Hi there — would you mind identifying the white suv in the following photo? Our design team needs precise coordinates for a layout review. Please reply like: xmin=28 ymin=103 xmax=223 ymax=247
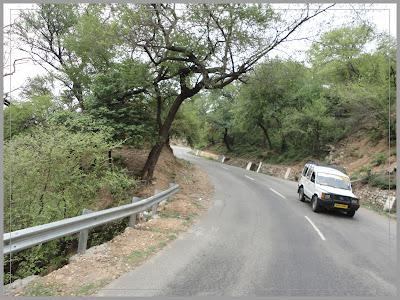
xmin=298 ymin=160 xmax=360 ymax=217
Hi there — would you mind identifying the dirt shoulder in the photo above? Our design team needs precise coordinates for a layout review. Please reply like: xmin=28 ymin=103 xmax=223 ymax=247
xmin=5 ymin=146 xmax=214 ymax=297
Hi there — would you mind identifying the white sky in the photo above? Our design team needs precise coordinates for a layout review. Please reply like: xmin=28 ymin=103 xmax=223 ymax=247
xmin=3 ymin=3 xmax=397 ymax=98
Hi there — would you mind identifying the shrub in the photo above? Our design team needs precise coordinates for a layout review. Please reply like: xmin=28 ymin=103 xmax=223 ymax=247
xmin=368 ymin=172 xmax=396 ymax=190
xmin=3 ymin=125 xmax=137 ymax=284
xmin=371 ymin=153 xmax=387 ymax=166
xmin=368 ymin=128 xmax=383 ymax=143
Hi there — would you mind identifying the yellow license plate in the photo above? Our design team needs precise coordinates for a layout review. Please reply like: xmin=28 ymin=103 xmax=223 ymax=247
xmin=334 ymin=203 xmax=348 ymax=209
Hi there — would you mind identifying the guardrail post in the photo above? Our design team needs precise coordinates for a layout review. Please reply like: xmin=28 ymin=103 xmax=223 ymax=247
xmin=153 ymin=190 xmax=162 ymax=214
xmin=77 ymin=208 xmax=93 ymax=255
xmin=168 ymin=183 xmax=175 ymax=202
xmin=130 ymin=197 xmax=142 ymax=227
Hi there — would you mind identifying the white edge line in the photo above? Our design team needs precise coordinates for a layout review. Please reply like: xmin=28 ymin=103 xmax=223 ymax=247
xmin=221 ymin=166 xmax=229 ymax=170
xmin=269 ymin=188 xmax=286 ymax=199
xmin=305 ymin=216 xmax=326 ymax=241
xmin=244 ymin=175 xmax=254 ymax=181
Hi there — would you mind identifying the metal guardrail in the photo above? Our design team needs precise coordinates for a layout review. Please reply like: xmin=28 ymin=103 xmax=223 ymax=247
xmin=3 ymin=183 xmax=179 ymax=255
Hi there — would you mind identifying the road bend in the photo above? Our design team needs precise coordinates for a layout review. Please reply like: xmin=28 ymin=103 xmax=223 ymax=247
xmin=94 ymin=146 xmax=397 ymax=296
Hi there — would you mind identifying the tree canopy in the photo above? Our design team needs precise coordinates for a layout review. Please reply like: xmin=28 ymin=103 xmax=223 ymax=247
xmin=11 ymin=3 xmax=395 ymax=179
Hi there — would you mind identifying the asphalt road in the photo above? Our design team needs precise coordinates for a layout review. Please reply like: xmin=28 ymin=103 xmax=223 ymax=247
xmin=95 ymin=146 xmax=397 ymax=296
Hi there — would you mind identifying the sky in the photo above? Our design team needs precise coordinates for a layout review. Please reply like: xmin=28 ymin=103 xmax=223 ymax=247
xmin=2 ymin=2 xmax=397 ymax=99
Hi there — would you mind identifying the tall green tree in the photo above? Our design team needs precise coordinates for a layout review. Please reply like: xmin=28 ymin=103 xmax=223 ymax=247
xmin=113 ymin=3 xmax=335 ymax=180
xmin=234 ymin=58 xmax=312 ymax=152
xmin=85 ymin=60 xmax=158 ymax=147
xmin=307 ymin=25 xmax=396 ymax=137
xmin=197 ymin=86 xmax=237 ymax=152
xmin=13 ymin=4 xmax=117 ymax=110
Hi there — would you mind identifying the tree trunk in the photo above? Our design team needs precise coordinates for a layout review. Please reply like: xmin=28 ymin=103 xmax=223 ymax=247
xmin=258 ymin=122 xmax=273 ymax=150
xmin=223 ymin=128 xmax=232 ymax=152
xmin=209 ymin=137 xmax=215 ymax=145
xmin=166 ymin=134 xmax=174 ymax=154
xmin=141 ymin=141 xmax=166 ymax=181
xmin=141 ymin=83 xmax=203 ymax=181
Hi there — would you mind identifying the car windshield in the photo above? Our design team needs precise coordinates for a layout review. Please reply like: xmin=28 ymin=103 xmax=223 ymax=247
xmin=317 ymin=173 xmax=351 ymax=190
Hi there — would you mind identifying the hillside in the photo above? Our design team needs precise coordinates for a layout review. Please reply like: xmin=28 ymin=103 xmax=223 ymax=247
xmin=194 ymin=124 xmax=396 ymax=214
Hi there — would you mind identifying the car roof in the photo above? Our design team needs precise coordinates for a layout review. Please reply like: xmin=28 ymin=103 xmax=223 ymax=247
xmin=307 ymin=164 xmax=348 ymax=178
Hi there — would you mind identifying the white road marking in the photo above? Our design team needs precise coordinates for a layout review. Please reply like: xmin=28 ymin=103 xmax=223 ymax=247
xmin=305 ymin=216 xmax=326 ymax=241
xmin=269 ymin=188 xmax=286 ymax=199
xmin=244 ymin=175 xmax=254 ymax=181
xmin=221 ymin=166 xmax=229 ymax=170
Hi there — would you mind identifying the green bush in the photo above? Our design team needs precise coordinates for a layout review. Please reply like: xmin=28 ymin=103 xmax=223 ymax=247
xmin=368 ymin=172 xmax=396 ymax=190
xmin=368 ymin=128 xmax=383 ymax=143
xmin=371 ymin=153 xmax=387 ymax=166
xmin=3 ymin=125 xmax=137 ymax=284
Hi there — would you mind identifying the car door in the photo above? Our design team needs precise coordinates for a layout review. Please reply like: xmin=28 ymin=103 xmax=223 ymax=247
xmin=309 ymin=171 xmax=316 ymax=197
xmin=303 ymin=167 xmax=313 ymax=198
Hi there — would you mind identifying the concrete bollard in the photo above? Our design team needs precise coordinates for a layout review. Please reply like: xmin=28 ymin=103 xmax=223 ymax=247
xmin=384 ymin=196 xmax=396 ymax=212
xmin=257 ymin=162 xmax=262 ymax=173
xmin=246 ymin=162 xmax=253 ymax=170
xmin=284 ymin=167 xmax=291 ymax=179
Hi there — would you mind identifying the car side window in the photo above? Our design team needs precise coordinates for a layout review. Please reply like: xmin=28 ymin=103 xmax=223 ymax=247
xmin=311 ymin=172 xmax=315 ymax=183
xmin=302 ymin=166 xmax=309 ymax=176
xmin=307 ymin=168 xmax=313 ymax=179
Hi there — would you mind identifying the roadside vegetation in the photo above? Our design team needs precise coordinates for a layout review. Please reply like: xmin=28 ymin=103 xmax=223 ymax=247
xmin=178 ymin=25 xmax=395 ymax=167
xmin=3 ymin=3 xmax=395 ymax=286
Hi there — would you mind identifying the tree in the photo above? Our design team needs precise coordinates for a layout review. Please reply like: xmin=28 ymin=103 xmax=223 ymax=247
xmin=3 ymin=23 xmax=31 ymax=106
xmin=3 ymin=75 xmax=61 ymax=139
xmin=13 ymin=4 xmax=117 ymax=110
xmin=194 ymin=86 xmax=237 ymax=152
xmin=113 ymin=3 xmax=335 ymax=180
xmin=233 ymin=58 xmax=311 ymax=152
xmin=307 ymin=25 xmax=396 ymax=137
xmin=85 ymin=60 xmax=158 ymax=148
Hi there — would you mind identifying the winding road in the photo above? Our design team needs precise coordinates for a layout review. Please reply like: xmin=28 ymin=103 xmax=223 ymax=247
xmin=95 ymin=146 xmax=397 ymax=296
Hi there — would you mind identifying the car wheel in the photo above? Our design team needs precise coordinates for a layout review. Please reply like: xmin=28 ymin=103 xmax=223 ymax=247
xmin=298 ymin=187 xmax=305 ymax=202
xmin=347 ymin=210 xmax=356 ymax=217
xmin=311 ymin=195 xmax=321 ymax=212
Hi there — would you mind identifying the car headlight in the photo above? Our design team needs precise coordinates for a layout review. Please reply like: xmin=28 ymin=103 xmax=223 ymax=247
xmin=322 ymin=193 xmax=331 ymax=199
xmin=351 ymin=198 xmax=359 ymax=204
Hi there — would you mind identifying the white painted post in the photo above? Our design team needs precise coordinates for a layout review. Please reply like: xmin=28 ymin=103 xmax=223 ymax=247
xmin=246 ymin=162 xmax=252 ymax=170
xmin=78 ymin=208 xmax=93 ymax=254
xmin=257 ymin=162 xmax=262 ymax=173
xmin=384 ymin=196 xmax=396 ymax=212
xmin=130 ymin=197 xmax=142 ymax=227
xmin=196 ymin=150 xmax=199 ymax=155
xmin=284 ymin=167 xmax=291 ymax=179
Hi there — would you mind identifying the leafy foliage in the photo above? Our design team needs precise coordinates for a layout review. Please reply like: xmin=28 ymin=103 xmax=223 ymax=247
xmin=4 ymin=125 xmax=135 ymax=232
xmin=3 ymin=125 xmax=136 ymax=284
xmin=84 ymin=61 xmax=158 ymax=147
xmin=3 ymin=94 xmax=60 ymax=139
